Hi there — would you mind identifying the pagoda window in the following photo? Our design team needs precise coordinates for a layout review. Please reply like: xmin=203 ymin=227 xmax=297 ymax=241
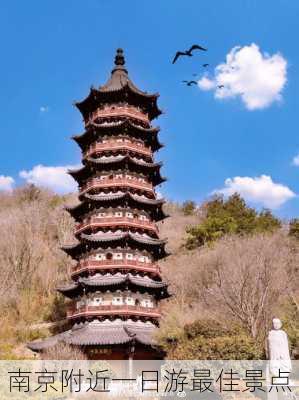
xmin=138 ymin=256 xmax=146 ymax=263
xmin=95 ymin=253 xmax=105 ymax=260
xmin=126 ymin=212 xmax=133 ymax=219
xmin=115 ymin=174 xmax=122 ymax=179
xmin=116 ymin=138 xmax=123 ymax=143
xmin=141 ymin=299 xmax=153 ymax=308
xmin=106 ymin=252 xmax=113 ymax=260
xmin=100 ymin=175 xmax=107 ymax=180
xmin=126 ymin=253 xmax=133 ymax=260
xmin=126 ymin=297 xmax=134 ymax=305
xmin=115 ymin=211 xmax=123 ymax=217
xmin=97 ymin=212 xmax=106 ymax=218
xmin=139 ymin=215 xmax=147 ymax=221
xmin=113 ymin=253 xmax=123 ymax=260
xmin=112 ymin=297 xmax=123 ymax=305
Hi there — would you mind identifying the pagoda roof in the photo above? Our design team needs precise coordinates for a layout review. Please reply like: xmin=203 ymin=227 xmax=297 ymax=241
xmin=65 ymin=192 xmax=167 ymax=222
xmin=68 ymin=157 xmax=166 ymax=186
xmin=75 ymin=49 xmax=162 ymax=121
xmin=28 ymin=320 xmax=157 ymax=351
xmin=84 ymin=192 xmax=165 ymax=206
xmin=61 ymin=232 xmax=168 ymax=260
xmin=57 ymin=272 xmax=169 ymax=298
xmin=72 ymin=120 xmax=163 ymax=152
xmin=82 ymin=232 xmax=166 ymax=246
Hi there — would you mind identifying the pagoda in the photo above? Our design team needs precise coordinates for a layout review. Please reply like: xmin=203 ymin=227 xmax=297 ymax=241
xmin=28 ymin=49 xmax=169 ymax=360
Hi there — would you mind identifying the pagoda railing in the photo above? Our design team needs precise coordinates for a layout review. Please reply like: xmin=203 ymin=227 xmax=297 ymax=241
xmin=75 ymin=216 xmax=158 ymax=235
xmin=90 ymin=106 xmax=149 ymax=124
xmin=72 ymin=259 xmax=161 ymax=277
xmin=79 ymin=177 xmax=154 ymax=195
xmin=67 ymin=304 xmax=161 ymax=319
xmin=84 ymin=141 xmax=152 ymax=158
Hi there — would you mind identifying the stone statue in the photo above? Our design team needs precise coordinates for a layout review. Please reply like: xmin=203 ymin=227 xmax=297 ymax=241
xmin=267 ymin=318 xmax=292 ymax=375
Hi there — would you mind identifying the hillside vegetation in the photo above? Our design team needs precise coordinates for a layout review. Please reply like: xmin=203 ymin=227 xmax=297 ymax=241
xmin=0 ymin=186 xmax=298 ymax=359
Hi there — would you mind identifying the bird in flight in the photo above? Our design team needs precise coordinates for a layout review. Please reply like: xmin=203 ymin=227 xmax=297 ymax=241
xmin=202 ymin=63 xmax=209 ymax=67
xmin=182 ymin=80 xmax=198 ymax=86
xmin=218 ymin=85 xmax=225 ymax=89
xmin=172 ymin=44 xmax=207 ymax=64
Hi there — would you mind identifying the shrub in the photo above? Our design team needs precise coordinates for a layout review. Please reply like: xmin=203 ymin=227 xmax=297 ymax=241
xmin=186 ymin=193 xmax=281 ymax=248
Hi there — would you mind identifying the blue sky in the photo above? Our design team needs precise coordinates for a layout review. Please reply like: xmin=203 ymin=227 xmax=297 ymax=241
xmin=0 ymin=0 xmax=299 ymax=218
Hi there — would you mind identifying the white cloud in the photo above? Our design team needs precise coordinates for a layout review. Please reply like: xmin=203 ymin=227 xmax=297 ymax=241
xmin=213 ymin=175 xmax=295 ymax=209
xmin=19 ymin=164 xmax=79 ymax=194
xmin=292 ymin=154 xmax=299 ymax=166
xmin=40 ymin=106 xmax=49 ymax=113
xmin=198 ymin=43 xmax=287 ymax=110
xmin=197 ymin=76 xmax=215 ymax=90
xmin=0 ymin=175 xmax=14 ymax=192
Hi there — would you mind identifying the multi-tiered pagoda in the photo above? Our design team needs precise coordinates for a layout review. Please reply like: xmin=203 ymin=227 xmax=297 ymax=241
xmin=29 ymin=49 xmax=169 ymax=360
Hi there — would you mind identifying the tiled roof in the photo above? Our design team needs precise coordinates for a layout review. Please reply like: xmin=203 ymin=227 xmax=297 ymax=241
xmin=81 ymin=232 xmax=166 ymax=246
xmin=62 ymin=231 xmax=168 ymax=260
xmin=87 ymin=155 xmax=162 ymax=169
xmin=57 ymin=273 xmax=168 ymax=293
xmin=89 ymin=119 xmax=160 ymax=133
xmin=28 ymin=320 xmax=156 ymax=350
xmin=72 ymin=120 xmax=163 ymax=152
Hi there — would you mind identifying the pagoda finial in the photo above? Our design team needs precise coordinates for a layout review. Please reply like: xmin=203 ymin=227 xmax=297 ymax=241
xmin=115 ymin=48 xmax=125 ymax=66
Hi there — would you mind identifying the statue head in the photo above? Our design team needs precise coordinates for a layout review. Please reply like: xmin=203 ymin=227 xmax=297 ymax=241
xmin=272 ymin=318 xmax=282 ymax=330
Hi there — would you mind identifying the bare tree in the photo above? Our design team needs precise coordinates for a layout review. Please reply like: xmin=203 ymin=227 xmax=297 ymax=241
xmin=187 ymin=232 xmax=298 ymax=339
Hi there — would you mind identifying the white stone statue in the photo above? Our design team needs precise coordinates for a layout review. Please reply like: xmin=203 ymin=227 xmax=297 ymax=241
xmin=267 ymin=318 xmax=292 ymax=376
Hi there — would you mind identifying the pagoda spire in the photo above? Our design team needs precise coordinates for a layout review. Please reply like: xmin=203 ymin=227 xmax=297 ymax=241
xmin=111 ymin=48 xmax=128 ymax=76
xmin=114 ymin=48 xmax=125 ymax=66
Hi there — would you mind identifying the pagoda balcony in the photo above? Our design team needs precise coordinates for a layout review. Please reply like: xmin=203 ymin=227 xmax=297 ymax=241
xmin=79 ymin=178 xmax=154 ymax=196
xmin=75 ymin=216 xmax=158 ymax=235
xmin=71 ymin=259 xmax=161 ymax=277
xmin=89 ymin=106 xmax=149 ymax=125
xmin=84 ymin=141 xmax=152 ymax=158
xmin=67 ymin=304 xmax=161 ymax=320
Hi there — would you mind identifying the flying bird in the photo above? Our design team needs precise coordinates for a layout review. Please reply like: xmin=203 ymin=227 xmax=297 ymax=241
xmin=172 ymin=44 xmax=207 ymax=64
xmin=182 ymin=80 xmax=198 ymax=86
xmin=193 ymin=64 xmax=209 ymax=75
xmin=218 ymin=85 xmax=225 ymax=89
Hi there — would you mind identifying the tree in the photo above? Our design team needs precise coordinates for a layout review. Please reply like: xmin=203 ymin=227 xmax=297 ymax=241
xmin=185 ymin=194 xmax=281 ymax=248
xmin=188 ymin=233 xmax=297 ymax=339
xmin=181 ymin=200 xmax=196 ymax=216
xmin=157 ymin=319 xmax=263 ymax=359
